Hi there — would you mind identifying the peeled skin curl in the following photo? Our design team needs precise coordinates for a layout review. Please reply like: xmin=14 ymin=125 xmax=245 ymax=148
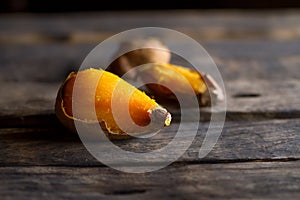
xmin=55 ymin=68 xmax=171 ymax=140
xmin=137 ymin=63 xmax=224 ymax=107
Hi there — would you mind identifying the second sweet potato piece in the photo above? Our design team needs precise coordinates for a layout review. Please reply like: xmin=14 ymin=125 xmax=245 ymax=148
xmin=138 ymin=63 xmax=223 ymax=107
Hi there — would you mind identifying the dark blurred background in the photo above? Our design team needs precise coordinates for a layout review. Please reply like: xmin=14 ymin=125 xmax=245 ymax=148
xmin=1 ymin=0 xmax=300 ymax=12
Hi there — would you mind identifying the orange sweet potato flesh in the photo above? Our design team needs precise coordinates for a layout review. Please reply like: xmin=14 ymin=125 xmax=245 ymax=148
xmin=56 ymin=68 xmax=171 ymax=138
xmin=139 ymin=63 xmax=207 ymax=97
xmin=138 ymin=63 xmax=224 ymax=107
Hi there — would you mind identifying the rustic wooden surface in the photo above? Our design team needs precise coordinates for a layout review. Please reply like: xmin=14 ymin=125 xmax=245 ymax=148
xmin=0 ymin=10 xmax=299 ymax=199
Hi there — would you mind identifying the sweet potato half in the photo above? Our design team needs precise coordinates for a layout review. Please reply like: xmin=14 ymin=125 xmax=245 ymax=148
xmin=55 ymin=68 xmax=171 ymax=140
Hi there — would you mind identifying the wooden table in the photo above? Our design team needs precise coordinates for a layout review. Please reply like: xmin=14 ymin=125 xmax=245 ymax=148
xmin=0 ymin=10 xmax=299 ymax=199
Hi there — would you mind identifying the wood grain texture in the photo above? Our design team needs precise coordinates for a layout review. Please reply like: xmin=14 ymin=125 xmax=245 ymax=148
xmin=0 ymin=11 xmax=300 ymax=82
xmin=0 ymin=79 xmax=299 ymax=122
xmin=1 ymin=41 xmax=299 ymax=82
xmin=0 ymin=119 xmax=299 ymax=166
xmin=1 ymin=161 xmax=299 ymax=200
xmin=0 ymin=11 xmax=300 ymax=199
xmin=1 ymin=10 xmax=300 ymax=42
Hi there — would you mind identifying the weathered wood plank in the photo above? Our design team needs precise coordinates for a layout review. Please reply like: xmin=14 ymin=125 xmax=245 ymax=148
xmin=1 ymin=161 xmax=300 ymax=199
xmin=0 ymin=43 xmax=92 ymax=82
xmin=1 ymin=41 xmax=300 ymax=82
xmin=0 ymin=11 xmax=299 ymax=199
xmin=1 ymin=11 xmax=300 ymax=42
xmin=219 ymin=79 xmax=300 ymax=120
xmin=0 ymin=119 xmax=299 ymax=166
xmin=0 ymin=12 xmax=300 ymax=82
xmin=0 ymin=79 xmax=299 ymax=121
xmin=0 ymin=82 xmax=59 ymax=117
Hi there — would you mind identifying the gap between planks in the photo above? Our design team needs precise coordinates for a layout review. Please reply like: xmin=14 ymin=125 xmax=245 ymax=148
xmin=0 ymin=157 xmax=299 ymax=169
